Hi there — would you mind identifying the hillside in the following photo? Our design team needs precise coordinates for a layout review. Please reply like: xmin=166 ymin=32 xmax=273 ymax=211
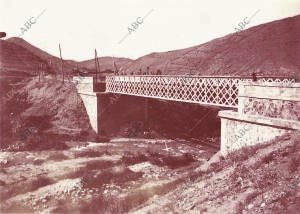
xmin=3 ymin=37 xmax=76 ymax=75
xmin=1 ymin=38 xmax=133 ymax=76
xmin=79 ymin=57 xmax=133 ymax=73
xmin=2 ymin=15 xmax=299 ymax=77
xmin=122 ymin=15 xmax=300 ymax=77
xmin=132 ymin=132 xmax=300 ymax=213
xmin=0 ymin=39 xmax=48 ymax=75
xmin=0 ymin=77 xmax=94 ymax=151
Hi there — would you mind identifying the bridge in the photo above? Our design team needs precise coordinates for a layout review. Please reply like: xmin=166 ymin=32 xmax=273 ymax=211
xmin=105 ymin=75 xmax=294 ymax=108
xmin=74 ymin=75 xmax=300 ymax=156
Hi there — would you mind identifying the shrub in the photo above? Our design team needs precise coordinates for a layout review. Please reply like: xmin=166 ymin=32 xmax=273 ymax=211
xmin=288 ymin=156 xmax=300 ymax=172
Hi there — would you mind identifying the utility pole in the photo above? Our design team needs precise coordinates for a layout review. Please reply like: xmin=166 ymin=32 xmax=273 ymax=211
xmin=97 ymin=53 xmax=100 ymax=80
xmin=39 ymin=63 xmax=41 ymax=82
xmin=113 ymin=57 xmax=119 ymax=75
xmin=49 ymin=58 xmax=55 ymax=79
xmin=59 ymin=44 xmax=64 ymax=83
xmin=94 ymin=49 xmax=99 ymax=83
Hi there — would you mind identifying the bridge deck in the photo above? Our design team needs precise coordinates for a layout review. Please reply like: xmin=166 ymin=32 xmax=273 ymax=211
xmin=105 ymin=75 xmax=294 ymax=108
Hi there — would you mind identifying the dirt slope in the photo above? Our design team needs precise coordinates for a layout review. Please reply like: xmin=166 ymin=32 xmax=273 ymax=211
xmin=131 ymin=132 xmax=300 ymax=214
xmin=0 ymin=76 xmax=93 ymax=150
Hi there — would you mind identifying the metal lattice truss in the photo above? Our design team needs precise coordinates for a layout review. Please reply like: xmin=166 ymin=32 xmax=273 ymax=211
xmin=105 ymin=75 xmax=295 ymax=108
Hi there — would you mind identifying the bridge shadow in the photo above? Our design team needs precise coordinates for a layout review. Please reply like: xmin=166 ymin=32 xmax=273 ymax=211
xmin=97 ymin=94 xmax=229 ymax=148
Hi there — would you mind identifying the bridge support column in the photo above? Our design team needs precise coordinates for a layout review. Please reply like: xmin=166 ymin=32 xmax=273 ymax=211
xmin=96 ymin=92 xmax=116 ymax=135
xmin=219 ymin=82 xmax=300 ymax=156
xmin=73 ymin=76 xmax=149 ymax=136
xmin=73 ymin=76 xmax=115 ymax=134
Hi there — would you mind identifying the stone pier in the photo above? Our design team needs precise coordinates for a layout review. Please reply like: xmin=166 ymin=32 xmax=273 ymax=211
xmin=73 ymin=76 xmax=112 ymax=134
xmin=219 ymin=82 xmax=300 ymax=155
xmin=73 ymin=76 xmax=149 ymax=135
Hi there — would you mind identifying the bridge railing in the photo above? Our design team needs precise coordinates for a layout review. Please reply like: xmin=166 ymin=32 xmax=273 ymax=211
xmin=105 ymin=75 xmax=295 ymax=108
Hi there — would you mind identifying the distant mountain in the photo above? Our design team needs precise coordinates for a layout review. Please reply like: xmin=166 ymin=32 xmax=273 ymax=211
xmin=79 ymin=57 xmax=133 ymax=73
xmin=0 ymin=39 xmax=49 ymax=75
xmin=0 ymin=37 xmax=133 ymax=75
xmin=123 ymin=15 xmax=300 ymax=77
xmin=1 ymin=15 xmax=299 ymax=77
xmin=3 ymin=37 xmax=82 ymax=75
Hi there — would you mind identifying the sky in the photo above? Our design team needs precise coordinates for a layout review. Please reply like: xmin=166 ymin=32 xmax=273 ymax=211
xmin=1 ymin=0 xmax=300 ymax=61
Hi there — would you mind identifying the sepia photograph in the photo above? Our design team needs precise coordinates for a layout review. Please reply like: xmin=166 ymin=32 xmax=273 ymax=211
xmin=0 ymin=0 xmax=299 ymax=213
